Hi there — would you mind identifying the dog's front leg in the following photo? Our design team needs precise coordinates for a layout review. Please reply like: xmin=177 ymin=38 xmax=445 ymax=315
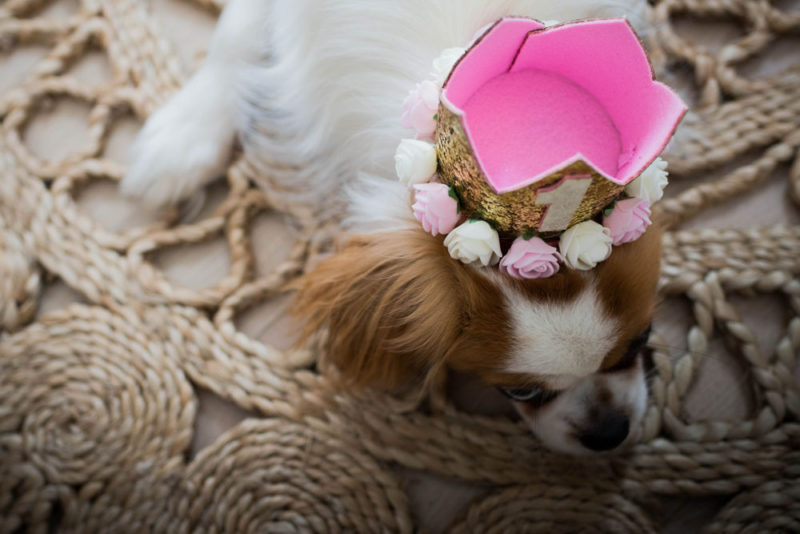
xmin=121 ymin=0 xmax=271 ymax=206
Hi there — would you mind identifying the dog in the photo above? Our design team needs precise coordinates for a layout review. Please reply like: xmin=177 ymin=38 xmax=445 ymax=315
xmin=121 ymin=0 xmax=665 ymax=454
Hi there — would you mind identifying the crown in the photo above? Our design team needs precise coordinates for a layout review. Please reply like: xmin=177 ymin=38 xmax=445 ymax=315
xmin=395 ymin=17 xmax=686 ymax=279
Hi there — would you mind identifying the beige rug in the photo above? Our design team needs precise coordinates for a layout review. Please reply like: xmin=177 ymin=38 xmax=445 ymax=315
xmin=1 ymin=0 xmax=799 ymax=532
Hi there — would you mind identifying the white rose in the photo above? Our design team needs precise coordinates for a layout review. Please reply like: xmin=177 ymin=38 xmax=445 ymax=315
xmin=394 ymin=139 xmax=438 ymax=187
xmin=559 ymin=220 xmax=613 ymax=271
xmin=444 ymin=220 xmax=502 ymax=266
xmin=432 ymin=47 xmax=466 ymax=86
xmin=625 ymin=157 xmax=669 ymax=203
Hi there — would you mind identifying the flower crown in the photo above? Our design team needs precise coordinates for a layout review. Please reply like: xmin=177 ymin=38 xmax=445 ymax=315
xmin=395 ymin=17 xmax=686 ymax=279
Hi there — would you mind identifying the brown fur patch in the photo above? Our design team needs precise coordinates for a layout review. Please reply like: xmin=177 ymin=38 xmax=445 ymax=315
xmin=594 ymin=223 xmax=663 ymax=370
xmin=292 ymin=229 xmax=507 ymax=389
xmin=595 ymin=383 xmax=613 ymax=404
xmin=509 ymin=268 xmax=588 ymax=304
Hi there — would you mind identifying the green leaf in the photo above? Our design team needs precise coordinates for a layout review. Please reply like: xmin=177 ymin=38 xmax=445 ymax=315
xmin=433 ymin=113 xmax=439 ymax=121
xmin=522 ymin=232 xmax=534 ymax=241
xmin=447 ymin=186 xmax=462 ymax=213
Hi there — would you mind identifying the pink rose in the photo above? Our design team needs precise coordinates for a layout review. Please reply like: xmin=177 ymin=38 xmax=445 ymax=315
xmin=500 ymin=236 xmax=561 ymax=279
xmin=412 ymin=183 xmax=460 ymax=236
xmin=401 ymin=80 xmax=439 ymax=139
xmin=603 ymin=198 xmax=652 ymax=245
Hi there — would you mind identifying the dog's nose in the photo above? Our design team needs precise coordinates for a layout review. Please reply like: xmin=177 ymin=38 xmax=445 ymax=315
xmin=578 ymin=413 xmax=629 ymax=451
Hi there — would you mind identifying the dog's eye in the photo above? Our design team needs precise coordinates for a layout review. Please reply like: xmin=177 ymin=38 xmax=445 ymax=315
xmin=502 ymin=387 xmax=540 ymax=401
xmin=500 ymin=386 xmax=559 ymax=407
xmin=607 ymin=324 xmax=652 ymax=372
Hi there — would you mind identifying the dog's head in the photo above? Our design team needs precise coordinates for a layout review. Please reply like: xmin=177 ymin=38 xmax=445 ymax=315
xmin=294 ymin=222 xmax=661 ymax=454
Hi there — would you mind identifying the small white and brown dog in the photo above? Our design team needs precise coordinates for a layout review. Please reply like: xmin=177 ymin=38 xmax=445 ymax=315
xmin=122 ymin=0 xmax=665 ymax=454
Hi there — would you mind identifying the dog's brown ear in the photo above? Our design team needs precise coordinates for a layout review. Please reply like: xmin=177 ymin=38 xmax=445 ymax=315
xmin=292 ymin=230 xmax=465 ymax=389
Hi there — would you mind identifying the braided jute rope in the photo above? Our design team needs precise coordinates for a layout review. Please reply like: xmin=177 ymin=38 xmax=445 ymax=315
xmin=0 ymin=218 xmax=39 ymax=331
xmin=0 ymin=0 xmax=799 ymax=532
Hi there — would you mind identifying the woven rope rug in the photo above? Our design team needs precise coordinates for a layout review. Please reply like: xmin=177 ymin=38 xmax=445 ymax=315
xmin=1 ymin=0 xmax=799 ymax=532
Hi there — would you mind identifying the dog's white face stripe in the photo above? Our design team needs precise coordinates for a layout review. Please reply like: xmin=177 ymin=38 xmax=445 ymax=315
xmin=501 ymin=281 xmax=619 ymax=384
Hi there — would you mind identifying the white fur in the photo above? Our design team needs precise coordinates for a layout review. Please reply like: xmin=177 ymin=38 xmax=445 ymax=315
xmin=520 ymin=359 xmax=648 ymax=454
xmin=122 ymin=0 xmax=652 ymax=219
xmin=121 ymin=0 xmax=271 ymax=205
xmin=343 ymin=175 xmax=416 ymax=234
xmin=502 ymin=281 xmax=620 ymax=384
xmin=607 ymin=359 xmax=649 ymax=432
xmin=120 ymin=66 xmax=236 ymax=205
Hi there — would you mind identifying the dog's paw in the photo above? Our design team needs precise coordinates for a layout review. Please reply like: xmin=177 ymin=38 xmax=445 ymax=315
xmin=120 ymin=68 xmax=235 ymax=207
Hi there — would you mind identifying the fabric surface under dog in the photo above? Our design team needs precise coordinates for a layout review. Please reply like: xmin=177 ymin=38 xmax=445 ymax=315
xmin=0 ymin=0 xmax=799 ymax=532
